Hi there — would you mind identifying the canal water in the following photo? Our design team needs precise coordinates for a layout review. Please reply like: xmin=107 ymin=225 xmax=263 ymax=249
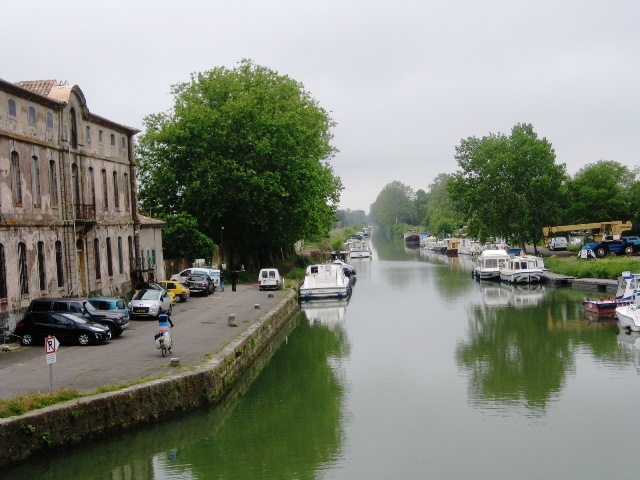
xmin=5 ymin=230 xmax=640 ymax=479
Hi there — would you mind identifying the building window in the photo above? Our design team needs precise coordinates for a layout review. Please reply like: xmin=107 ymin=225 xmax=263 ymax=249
xmin=0 ymin=244 xmax=7 ymax=299
xmin=11 ymin=151 xmax=22 ymax=206
xmin=46 ymin=112 xmax=54 ymax=130
xmin=99 ymin=130 xmax=103 ymax=143
xmin=123 ymin=173 xmax=130 ymax=211
xmin=94 ymin=238 xmax=101 ymax=280
xmin=49 ymin=160 xmax=59 ymax=207
xmin=88 ymin=167 xmax=96 ymax=207
xmin=113 ymin=171 xmax=120 ymax=209
xmin=70 ymin=108 xmax=78 ymax=149
xmin=37 ymin=241 xmax=46 ymax=290
xmin=106 ymin=238 xmax=114 ymax=277
xmin=121 ymin=136 xmax=126 ymax=150
xmin=31 ymin=155 xmax=41 ymax=207
xmin=117 ymin=237 xmax=124 ymax=274
xmin=55 ymin=241 xmax=64 ymax=287
xmin=128 ymin=236 xmax=134 ymax=272
xmin=85 ymin=125 xmax=91 ymax=142
xmin=18 ymin=242 xmax=28 ymax=295
xmin=110 ymin=133 xmax=116 ymax=146
xmin=8 ymin=99 xmax=16 ymax=117
xmin=28 ymin=106 xmax=36 ymax=126
xmin=101 ymin=169 xmax=108 ymax=211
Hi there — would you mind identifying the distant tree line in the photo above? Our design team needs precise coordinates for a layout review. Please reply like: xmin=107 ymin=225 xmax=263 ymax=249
xmin=370 ymin=123 xmax=640 ymax=252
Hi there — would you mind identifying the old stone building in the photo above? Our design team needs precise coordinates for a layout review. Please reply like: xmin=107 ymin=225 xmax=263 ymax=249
xmin=0 ymin=79 xmax=141 ymax=333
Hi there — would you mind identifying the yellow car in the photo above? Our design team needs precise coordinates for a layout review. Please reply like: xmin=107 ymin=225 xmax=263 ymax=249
xmin=158 ymin=280 xmax=190 ymax=303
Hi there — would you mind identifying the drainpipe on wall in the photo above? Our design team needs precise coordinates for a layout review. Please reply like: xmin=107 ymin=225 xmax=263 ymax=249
xmin=128 ymin=133 xmax=142 ymax=283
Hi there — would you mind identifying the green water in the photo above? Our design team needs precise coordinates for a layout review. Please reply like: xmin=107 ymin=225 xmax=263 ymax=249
xmin=5 ymin=233 xmax=640 ymax=479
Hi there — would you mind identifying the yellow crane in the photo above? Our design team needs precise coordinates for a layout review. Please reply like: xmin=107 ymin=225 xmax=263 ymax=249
xmin=541 ymin=221 xmax=633 ymax=247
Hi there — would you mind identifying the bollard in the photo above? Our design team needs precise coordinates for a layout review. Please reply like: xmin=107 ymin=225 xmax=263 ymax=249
xmin=268 ymin=293 xmax=274 ymax=298
xmin=170 ymin=358 xmax=180 ymax=367
xmin=254 ymin=304 xmax=260 ymax=309
xmin=228 ymin=314 xmax=237 ymax=326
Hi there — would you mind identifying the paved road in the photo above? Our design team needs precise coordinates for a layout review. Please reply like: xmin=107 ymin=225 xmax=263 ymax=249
xmin=0 ymin=284 xmax=293 ymax=400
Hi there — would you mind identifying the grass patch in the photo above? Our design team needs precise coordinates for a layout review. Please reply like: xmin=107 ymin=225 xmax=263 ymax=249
xmin=0 ymin=389 xmax=82 ymax=418
xmin=545 ymin=255 xmax=640 ymax=279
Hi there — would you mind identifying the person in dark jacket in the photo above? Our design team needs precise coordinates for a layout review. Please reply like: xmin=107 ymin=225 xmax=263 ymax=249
xmin=230 ymin=270 xmax=239 ymax=291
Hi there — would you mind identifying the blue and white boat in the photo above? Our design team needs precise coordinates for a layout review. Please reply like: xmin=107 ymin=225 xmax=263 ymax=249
xmin=299 ymin=263 xmax=352 ymax=300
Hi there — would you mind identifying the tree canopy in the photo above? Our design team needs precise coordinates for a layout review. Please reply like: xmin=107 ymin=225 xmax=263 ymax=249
xmin=136 ymin=60 xmax=342 ymax=268
xmin=369 ymin=181 xmax=418 ymax=227
xmin=448 ymin=123 xmax=567 ymax=251
xmin=420 ymin=173 xmax=464 ymax=236
xmin=159 ymin=212 xmax=215 ymax=260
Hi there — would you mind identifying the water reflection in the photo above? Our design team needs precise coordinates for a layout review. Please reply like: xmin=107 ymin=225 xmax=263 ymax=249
xmin=301 ymin=298 xmax=350 ymax=330
xmin=478 ymin=282 xmax=546 ymax=308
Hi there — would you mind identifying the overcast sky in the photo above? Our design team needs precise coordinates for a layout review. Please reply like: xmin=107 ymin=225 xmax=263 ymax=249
xmin=2 ymin=0 xmax=638 ymax=213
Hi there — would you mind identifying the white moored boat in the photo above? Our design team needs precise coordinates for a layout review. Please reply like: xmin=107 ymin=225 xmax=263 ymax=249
xmin=473 ymin=249 xmax=510 ymax=280
xmin=616 ymin=299 xmax=640 ymax=332
xmin=499 ymin=255 xmax=544 ymax=284
xmin=349 ymin=240 xmax=372 ymax=259
xmin=299 ymin=263 xmax=352 ymax=300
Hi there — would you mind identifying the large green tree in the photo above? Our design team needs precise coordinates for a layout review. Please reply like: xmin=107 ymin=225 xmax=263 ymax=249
xmin=370 ymin=181 xmax=418 ymax=227
xmin=159 ymin=212 xmax=215 ymax=260
xmin=566 ymin=160 xmax=635 ymax=223
xmin=448 ymin=123 xmax=567 ymax=252
xmin=136 ymin=60 xmax=342 ymax=269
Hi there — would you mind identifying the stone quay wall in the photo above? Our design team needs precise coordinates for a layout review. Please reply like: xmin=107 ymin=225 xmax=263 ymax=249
xmin=0 ymin=289 xmax=300 ymax=468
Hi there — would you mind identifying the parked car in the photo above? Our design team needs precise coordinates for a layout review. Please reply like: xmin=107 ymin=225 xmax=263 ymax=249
xmin=133 ymin=282 xmax=176 ymax=305
xmin=171 ymin=268 xmax=216 ymax=290
xmin=129 ymin=289 xmax=172 ymax=319
xmin=186 ymin=274 xmax=213 ymax=296
xmin=157 ymin=280 xmax=190 ymax=302
xmin=27 ymin=297 xmax=129 ymax=337
xmin=549 ymin=237 xmax=568 ymax=251
xmin=88 ymin=297 xmax=131 ymax=321
xmin=14 ymin=312 xmax=111 ymax=346
xmin=258 ymin=268 xmax=282 ymax=291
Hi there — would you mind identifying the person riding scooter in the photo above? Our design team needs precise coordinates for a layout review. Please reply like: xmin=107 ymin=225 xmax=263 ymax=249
xmin=155 ymin=313 xmax=173 ymax=353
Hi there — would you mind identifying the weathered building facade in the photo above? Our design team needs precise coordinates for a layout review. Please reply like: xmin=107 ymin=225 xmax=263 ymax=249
xmin=0 ymin=79 xmax=141 ymax=333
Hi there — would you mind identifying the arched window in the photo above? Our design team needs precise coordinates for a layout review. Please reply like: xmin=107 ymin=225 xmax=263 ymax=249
xmin=85 ymin=125 xmax=91 ymax=142
xmin=18 ymin=242 xmax=28 ymax=295
xmin=106 ymin=237 xmax=114 ymax=277
xmin=7 ymin=99 xmax=16 ymax=117
xmin=49 ymin=160 xmax=59 ymax=207
xmin=0 ymin=244 xmax=7 ymax=299
xmin=117 ymin=237 xmax=124 ymax=274
xmin=55 ymin=241 xmax=64 ymax=287
xmin=31 ymin=155 xmax=41 ymax=207
xmin=46 ymin=112 xmax=54 ymax=130
xmin=37 ymin=241 xmax=46 ymax=290
xmin=88 ymin=167 xmax=96 ymax=207
xmin=110 ymin=133 xmax=115 ymax=146
xmin=113 ymin=171 xmax=120 ymax=209
xmin=123 ymin=173 xmax=130 ymax=211
xmin=101 ymin=169 xmax=108 ymax=211
xmin=28 ymin=106 xmax=36 ymax=126
xmin=69 ymin=108 xmax=78 ymax=148
xmin=71 ymin=163 xmax=80 ymax=209
xmin=94 ymin=238 xmax=101 ymax=280
xmin=11 ymin=151 xmax=22 ymax=206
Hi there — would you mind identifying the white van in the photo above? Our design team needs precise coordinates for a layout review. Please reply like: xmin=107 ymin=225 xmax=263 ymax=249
xmin=549 ymin=237 xmax=568 ymax=251
xmin=258 ymin=268 xmax=281 ymax=290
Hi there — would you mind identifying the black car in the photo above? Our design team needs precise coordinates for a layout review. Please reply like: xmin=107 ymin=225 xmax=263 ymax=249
xmin=14 ymin=312 xmax=111 ymax=346
xmin=27 ymin=297 xmax=129 ymax=337
xmin=186 ymin=274 xmax=212 ymax=296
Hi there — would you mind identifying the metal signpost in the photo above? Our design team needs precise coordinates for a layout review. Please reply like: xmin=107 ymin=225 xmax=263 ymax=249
xmin=45 ymin=336 xmax=60 ymax=393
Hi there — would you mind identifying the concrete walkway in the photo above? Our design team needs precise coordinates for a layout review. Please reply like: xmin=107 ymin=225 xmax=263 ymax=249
xmin=0 ymin=284 xmax=296 ymax=400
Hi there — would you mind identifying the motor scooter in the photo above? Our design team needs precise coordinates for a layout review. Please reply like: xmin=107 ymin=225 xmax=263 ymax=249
xmin=155 ymin=328 xmax=172 ymax=357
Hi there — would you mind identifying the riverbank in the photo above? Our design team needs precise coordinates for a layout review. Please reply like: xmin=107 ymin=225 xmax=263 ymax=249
xmin=0 ymin=285 xmax=300 ymax=468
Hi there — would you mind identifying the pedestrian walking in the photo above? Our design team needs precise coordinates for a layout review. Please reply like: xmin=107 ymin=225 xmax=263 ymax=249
xmin=230 ymin=270 xmax=239 ymax=292
xmin=220 ymin=271 xmax=225 ymax=292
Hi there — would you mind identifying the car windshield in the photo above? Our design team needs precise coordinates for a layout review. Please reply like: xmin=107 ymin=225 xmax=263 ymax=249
xmin=134 ymin=289 xmax=161 ymax=300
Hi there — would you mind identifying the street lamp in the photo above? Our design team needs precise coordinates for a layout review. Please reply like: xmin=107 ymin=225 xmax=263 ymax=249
xmin=221 ymin=226 xmax=224 ymax=269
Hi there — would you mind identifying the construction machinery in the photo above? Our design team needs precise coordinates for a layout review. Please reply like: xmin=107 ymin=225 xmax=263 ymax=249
xmin=542 ymin=221 xmax=635 ymax=258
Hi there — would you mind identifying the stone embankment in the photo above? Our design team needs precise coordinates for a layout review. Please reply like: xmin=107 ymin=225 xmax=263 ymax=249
xmin=0 ymin=288 xmax=299 ymax=468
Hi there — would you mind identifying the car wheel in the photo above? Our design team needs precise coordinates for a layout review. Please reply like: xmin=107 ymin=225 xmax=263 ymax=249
xmin=595 ymin=246 xmax=607 ymax=258
xmin=625 ymin=246 xmax=634 ymax=255
xmin=78 ymin=333 xmax=91 ymax=346
xmin=20 ymin=333 xmax=33 ymax=346
xmin=108 ymin=324 xmax=117 ymax=338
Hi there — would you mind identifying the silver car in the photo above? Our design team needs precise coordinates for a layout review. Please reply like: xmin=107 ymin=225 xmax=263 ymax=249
xmin=129 ymin=289 xmax=172 ymax=319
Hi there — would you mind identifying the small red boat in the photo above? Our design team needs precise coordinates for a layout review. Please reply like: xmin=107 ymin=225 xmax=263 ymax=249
xmin=583 ymin=297 xmax=631 ymax=318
